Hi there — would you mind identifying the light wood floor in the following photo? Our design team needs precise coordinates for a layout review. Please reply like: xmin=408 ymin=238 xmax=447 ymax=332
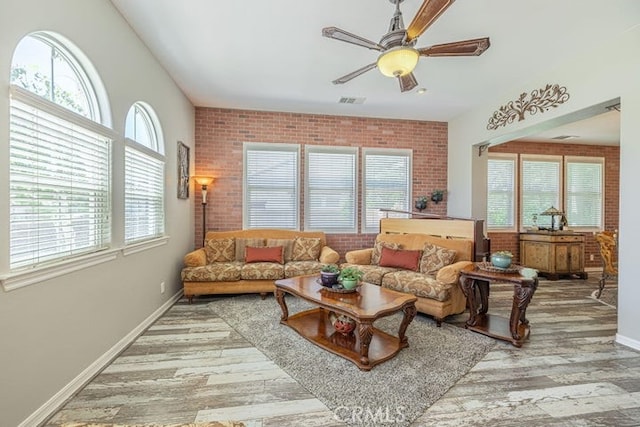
xmin=45 ymin=278 xmax=640 ymax=427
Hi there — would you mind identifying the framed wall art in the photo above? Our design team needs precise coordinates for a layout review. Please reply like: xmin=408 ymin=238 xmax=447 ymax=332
xmin=177 ymin=141 xmax=190 ymax=199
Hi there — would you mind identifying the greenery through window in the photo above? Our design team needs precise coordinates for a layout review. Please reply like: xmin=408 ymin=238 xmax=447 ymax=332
xmin=9 ymin=33 xmax=112 ymax=269
xmin=124 ymin=103 xmax=165 ymax=244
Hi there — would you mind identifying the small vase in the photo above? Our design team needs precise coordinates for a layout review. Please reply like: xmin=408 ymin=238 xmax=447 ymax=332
xmin=341 ymin=279 xmax=358 ymax=290
xmin=415 ymin=199 xmax=427 ymax=211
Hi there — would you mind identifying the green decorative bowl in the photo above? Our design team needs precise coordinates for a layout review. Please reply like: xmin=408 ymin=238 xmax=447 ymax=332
xmin=491 ymin=254 xmax=513 ymax=269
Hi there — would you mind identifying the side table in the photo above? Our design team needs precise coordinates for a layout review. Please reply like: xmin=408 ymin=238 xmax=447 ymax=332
xmin=459 ymin=263 xmax=538 ymax=347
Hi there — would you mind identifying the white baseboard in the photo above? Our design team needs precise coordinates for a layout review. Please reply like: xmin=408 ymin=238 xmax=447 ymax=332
xmin=616 ymin=333 xmax=640 ymax=351
xmin=20 ymin=290 xmax=183 ymax=427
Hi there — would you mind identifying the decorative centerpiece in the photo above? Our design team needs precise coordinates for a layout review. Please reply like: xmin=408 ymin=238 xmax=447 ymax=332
xmin=329 ymin=311 xmax=356 ymax=335
xmin=490 ymin=251 xmax=513 ymax=268
xmin=320 ymin=264 xmax=340 ymax=286
xmin=338 ymin=266 xmax=363 ymax=290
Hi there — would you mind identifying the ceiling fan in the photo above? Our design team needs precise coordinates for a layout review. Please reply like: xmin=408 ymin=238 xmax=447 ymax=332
xmin=322 ymin=0 xmax=490 ymax=92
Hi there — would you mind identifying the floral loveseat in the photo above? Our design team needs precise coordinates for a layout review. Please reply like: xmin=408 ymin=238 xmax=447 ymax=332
xmin=342 ymin=233 xmax=474 ymax=326
xmin=181 ymin=229 xmax=339 ymax=303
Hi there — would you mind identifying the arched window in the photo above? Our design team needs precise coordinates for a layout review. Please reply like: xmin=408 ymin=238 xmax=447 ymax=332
xmin=9 ymin=33 xmax=113 ymax=270
xmin=124 ymin=102 xmax=165 ymax=244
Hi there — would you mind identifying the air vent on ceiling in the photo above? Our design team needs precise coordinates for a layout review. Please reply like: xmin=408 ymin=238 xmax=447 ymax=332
xmin=338 ymin=97 xmax=366 ymax=104
xmin=552 ymin=135 xmax=579 ymax=140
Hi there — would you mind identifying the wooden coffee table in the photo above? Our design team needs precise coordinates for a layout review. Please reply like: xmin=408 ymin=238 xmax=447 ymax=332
xmin=274 ymin=275 xmax=417 ymax=371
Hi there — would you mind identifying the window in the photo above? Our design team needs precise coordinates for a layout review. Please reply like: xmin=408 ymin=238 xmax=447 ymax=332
xmin=9 ymin=33 xmax=112 ymax=269
xmin=124 ymin=103 xmax=165 ymax=244
xmin=243 ymin=143 xmax=299 ymax=229
xmin=305 ymin=146 xmax=357 ymax=233
xmin=362 ymin=148 xmax=412 ymax=233
xmin=520 ymin=155 xmax=561 ymax=229
xmin=487 ymin=154 xmax=517 ymax=230
xmin=565 ymin=157 xmax=603 ymax=229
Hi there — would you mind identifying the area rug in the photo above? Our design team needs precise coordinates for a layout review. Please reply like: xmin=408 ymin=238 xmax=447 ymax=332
xmin=57 ymin=423 xmax=243 ymax=427
xmin=590 ymin=285 xmax=617 ymax=308
xmin=208 ymin=295 xmax=495 ymax=427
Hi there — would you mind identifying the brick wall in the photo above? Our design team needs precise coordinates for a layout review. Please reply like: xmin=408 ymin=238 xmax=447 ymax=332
xmin=194 ymin=108 xmax=449 ymax=258
xmin=488 ymin=140 xmax=620 ymax=268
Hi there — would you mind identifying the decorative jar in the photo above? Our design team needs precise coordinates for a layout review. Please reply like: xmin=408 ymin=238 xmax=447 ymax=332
xmin=490 ymin=252 xmax=513 ymax=268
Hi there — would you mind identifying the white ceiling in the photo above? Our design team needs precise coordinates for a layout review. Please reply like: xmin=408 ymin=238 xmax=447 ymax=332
xmin=110 ymin=0 xmax=637 ymax=142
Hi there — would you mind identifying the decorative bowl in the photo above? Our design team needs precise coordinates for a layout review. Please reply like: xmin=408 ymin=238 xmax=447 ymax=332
xmin=491 ymin=253 xmax=513 ymax=269
xmin=329 ymin=311 xmax=356 ymax=335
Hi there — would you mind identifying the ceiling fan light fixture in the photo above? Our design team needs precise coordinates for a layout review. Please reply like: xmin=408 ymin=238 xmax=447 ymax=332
xmin=377 ymin=47 xmax=419 ymax=77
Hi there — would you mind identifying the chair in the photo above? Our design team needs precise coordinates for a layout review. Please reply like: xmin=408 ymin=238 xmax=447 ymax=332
xmin=594 ymin=231 xmax=618 ymax=298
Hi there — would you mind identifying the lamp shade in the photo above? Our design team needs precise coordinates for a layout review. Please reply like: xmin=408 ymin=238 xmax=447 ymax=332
xmin=377 ymin=47 xmax=420 ymax=77
xmin=193 ymin=176 xmax=214 ymax=187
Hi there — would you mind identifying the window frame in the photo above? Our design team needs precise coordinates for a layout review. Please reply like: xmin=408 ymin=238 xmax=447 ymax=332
xmin=487 ymin=153 xmax=518 ymax=232
xmin=564 ymin=156 xmax=604 ymax=232
xmin=519 ymin=154 xmax=563 ymax=231
xmin=304 ymin=145 xmax=358 ymax=233
xmin=243 ymin=142 xmax=300 ymax=230
xmin=361 ymin=148 xmax=413 ymax=234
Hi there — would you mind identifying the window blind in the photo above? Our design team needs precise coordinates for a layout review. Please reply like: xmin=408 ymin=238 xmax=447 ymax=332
xmin=124 ymin=144 xmax=165 ymax=244
xmin=9 ymin=97 xmax=111 ymax=269
xmin=244 ymin=143 xmax=299 ymax=229
xmin=363 ymin=149 xmax=412 ymax=233
xmin=565 ymin=160 xmax=603 ymax=228
xmin=487 ymin=157 xmax=516 ymax=229
xmin=305 ymin=147 xmax=357 ymax=232
xmin=521 ymin=158 xmax=561 ymax=228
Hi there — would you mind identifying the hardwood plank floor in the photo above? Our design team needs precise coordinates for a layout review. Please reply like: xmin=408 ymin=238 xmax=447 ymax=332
xmin=44 ymin=278 xmax=640 ymax=427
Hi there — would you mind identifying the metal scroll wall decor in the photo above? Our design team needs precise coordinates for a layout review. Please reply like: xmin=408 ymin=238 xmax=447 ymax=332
xmin=486 ymin=84 xmax=570 ymax=130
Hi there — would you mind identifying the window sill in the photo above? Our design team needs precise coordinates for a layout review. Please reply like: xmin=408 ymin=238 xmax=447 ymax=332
xmin=122 ymin=236 xmax=170 ymax=257
xmin=1 ymin=249 xmax=119 ymax=292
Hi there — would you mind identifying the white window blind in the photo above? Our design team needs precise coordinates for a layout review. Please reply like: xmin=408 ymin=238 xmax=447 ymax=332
xmin=305 ymin=146 xmax=357 ymax=232
xmin=243 ymin=143 xmax=299 ymax=229
xmin=362 ymin=149 xmax=412 ymax=233
xmin=521 ymin=156 xmax=561 ymax=229
xmin=124 ymin=145 xmax=165 ymax=244
xmin=9 ymin=94 xmax=111 ymax=269
xmin=487 ymin=155 xmax=516 ymax=229
xmin=565 ymin=157 xmax=603 ymax=228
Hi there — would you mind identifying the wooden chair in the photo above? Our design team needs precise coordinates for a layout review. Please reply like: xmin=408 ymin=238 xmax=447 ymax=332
xmin=594 ymin=231 xmax=618 ymax=298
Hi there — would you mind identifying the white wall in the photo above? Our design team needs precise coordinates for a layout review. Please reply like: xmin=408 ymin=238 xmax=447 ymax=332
xmin=448 ymin=23 xmax=640 ymax=348
xmin=0 ymin=1 xmax=195 ymax=426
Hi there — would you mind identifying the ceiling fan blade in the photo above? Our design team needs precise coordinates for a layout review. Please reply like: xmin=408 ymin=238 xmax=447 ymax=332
xmin=322 ymin=27 xmax=384 ymax=51
xmin=418 ymin=37 xmax=491 ymax=57
xmin=406 ymin=0 xmax=455 ymax=43
xmin=332 ymin=62 xmax=378 ymax=85
xmin=398 ymin=72 xmax=418 ymax=92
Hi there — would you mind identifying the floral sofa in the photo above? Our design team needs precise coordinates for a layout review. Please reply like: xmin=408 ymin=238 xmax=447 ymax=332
xmin=181 ymin=229 xmax=339 ymax=303
xmin=342 ymin=233 xmax=474 ymax=326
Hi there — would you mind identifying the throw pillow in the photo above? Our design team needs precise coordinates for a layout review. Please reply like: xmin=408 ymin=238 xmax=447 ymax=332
xmin=371 ymin=241 xmax=401 ymax=265
xmin=378 ymin=247 xmax=422 ymax=271
xmin=291 ymin=237 xmax=322 ymax=261
xmin=245 ymin=246 xmax=284 ymax=264
xmin=420 ymin=242 xmax=457 ymax=275
xmin=235 ymin=238 xmax=265 ymax=261
xmin=204 ymin=238 xmax=235 ymax=263
xmin=266 ymin=238 xmax=294 ymax=262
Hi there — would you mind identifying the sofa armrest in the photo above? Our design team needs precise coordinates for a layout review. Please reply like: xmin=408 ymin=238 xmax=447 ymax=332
xmin=319 ymin=246 xmax=340 ymax=264
xmin=184 ymin=248 xmax=207 ymax=267
xmin=345 ymin=248 xmax=373 ymax=265
xmin=436 ymin=261 xmax=474 ymax=285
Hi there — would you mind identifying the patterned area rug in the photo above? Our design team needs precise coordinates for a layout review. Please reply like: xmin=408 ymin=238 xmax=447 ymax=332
xmin=590 ymin=285 xmax=618 ymax=308
xmin=209 ymin=295 xmax=495 ymax=427
xmin=58 ymin=423 xmax=243 ymax=427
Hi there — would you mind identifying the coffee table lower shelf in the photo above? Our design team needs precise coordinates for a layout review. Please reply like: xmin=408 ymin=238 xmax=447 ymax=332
xmin=282 ymin=307 xmax=404 ymax=371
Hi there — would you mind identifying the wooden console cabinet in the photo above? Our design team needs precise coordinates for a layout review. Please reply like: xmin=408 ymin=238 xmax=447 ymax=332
xmin=519 ymin=231 xmax=587 ymax=280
